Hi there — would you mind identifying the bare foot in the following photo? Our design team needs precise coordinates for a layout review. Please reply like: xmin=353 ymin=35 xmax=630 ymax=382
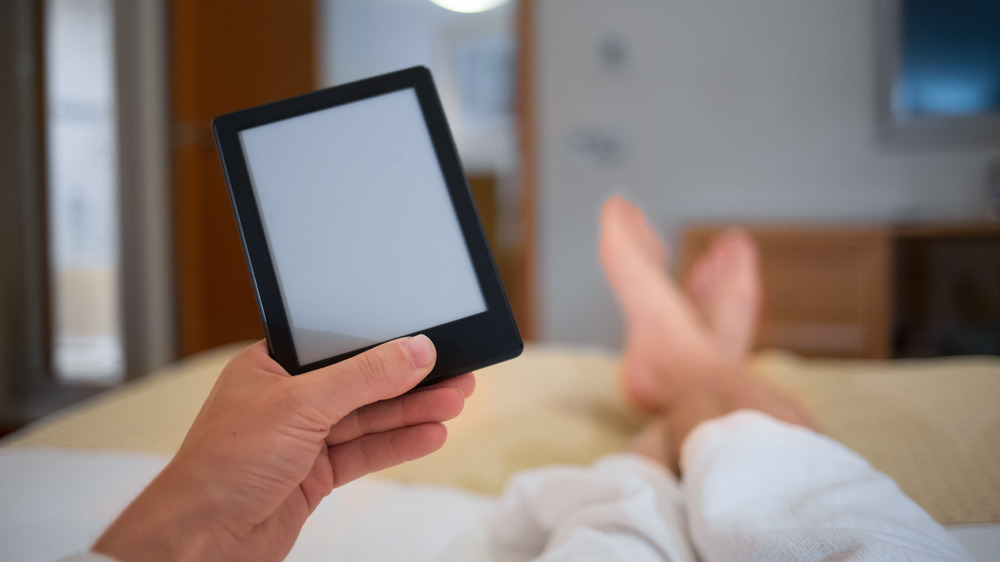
xmin=599 ymin=197 xmax=722 ymax=413
xmin=684 ymin=229 xmax=761 ymax=363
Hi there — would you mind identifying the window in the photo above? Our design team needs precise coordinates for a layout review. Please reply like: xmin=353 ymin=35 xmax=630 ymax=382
xmin=45 ymin=0 xmax=123 ymax=384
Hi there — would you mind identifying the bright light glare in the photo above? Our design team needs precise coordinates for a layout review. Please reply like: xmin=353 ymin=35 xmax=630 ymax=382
xmin=428 ymin=0 xmax=509 ymax=14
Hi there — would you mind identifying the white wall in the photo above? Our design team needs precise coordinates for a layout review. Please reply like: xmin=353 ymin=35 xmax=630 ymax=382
xmin=535 ymin=0 xmax=1000 ymax=348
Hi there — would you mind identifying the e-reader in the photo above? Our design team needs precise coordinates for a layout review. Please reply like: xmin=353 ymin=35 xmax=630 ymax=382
xmin=212 ymin=66 xmax=522 ymax=384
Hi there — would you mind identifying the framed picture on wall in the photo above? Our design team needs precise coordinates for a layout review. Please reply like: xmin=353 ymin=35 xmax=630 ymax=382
xmin=456 ymin=35 xmax=514 ymax=128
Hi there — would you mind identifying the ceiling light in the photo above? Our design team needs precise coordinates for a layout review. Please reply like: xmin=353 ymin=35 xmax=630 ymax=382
xmin=428 ymin=0 xmax=510 ymax=14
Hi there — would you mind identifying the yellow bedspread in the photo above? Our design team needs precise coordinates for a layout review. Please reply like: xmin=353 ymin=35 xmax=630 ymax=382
xmin=6 ymin=343 xmax=999 ymax=525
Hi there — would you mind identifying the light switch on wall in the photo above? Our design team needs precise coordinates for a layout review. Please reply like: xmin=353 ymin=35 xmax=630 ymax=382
xmin=568 ymin=128 xmax=631 ymax=166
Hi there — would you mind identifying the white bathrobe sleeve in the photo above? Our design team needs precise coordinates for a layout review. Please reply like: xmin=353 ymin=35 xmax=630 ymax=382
xmin=681 ymin=410 xmax=972 ymax=561
xmin=491 ymin=453 xmax=698 ymax=562
xmin=491 ymin=410 xmax=971 ymax=562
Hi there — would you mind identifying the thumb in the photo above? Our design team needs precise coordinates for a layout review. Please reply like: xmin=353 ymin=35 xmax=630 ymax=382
xmin=292 ymin=335 xmax=437 ymax=423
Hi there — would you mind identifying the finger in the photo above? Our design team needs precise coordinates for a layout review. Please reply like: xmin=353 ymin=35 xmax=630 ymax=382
xmin=325 ymin=385 xmax=466 ymax=445
xmin=292 ymin=335 xmax=436 ymax=424
xmin=418 ymin=372 xmax=476 ymax=398
xmin=328 ymin=423 xmax=448 ymax=488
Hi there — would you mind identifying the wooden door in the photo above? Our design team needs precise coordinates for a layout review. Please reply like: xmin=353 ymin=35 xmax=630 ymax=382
xmin=171 ymin=0 xmax=317 ymax=356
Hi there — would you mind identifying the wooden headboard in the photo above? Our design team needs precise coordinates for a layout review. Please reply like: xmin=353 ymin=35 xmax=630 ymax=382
xmin=680 ymin=225 xmax=891 ymax=359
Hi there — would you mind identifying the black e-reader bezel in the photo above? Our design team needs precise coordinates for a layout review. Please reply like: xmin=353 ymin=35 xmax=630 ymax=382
xmin=212 ymin=66 xmax=522 ymax=385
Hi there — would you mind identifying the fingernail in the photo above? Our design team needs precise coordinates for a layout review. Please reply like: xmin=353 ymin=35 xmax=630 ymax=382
xmin=402 ymin=335 xmax=434 ymax=369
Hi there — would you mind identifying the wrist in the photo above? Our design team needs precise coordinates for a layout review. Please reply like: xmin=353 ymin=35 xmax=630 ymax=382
xmin=93 ymin=462 xmax=233 ymax=561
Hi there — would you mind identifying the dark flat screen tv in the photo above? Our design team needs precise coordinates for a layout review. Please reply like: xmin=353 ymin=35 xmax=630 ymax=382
xmin=879 ymin=0 xmax=1000 ymax=144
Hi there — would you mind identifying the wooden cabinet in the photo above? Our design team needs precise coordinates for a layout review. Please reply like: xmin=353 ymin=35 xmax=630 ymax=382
xmin=681 ymin=223 xmax=1000 ymax=359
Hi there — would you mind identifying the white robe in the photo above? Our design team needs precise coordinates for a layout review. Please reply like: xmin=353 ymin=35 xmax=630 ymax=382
xmin=491 ymin=410 xmax=970 ymax=561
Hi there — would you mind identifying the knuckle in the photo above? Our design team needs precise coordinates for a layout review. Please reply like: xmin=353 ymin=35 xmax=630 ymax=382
xmin=397 ymin=396 xmax=415 ymax=426
xmin=355 ymin=345 xmax=405 ymax=387
xmin=355 ymin=409 xmax=373 ymax=435
xmin=355 ymin=351 xmax=388 ymax=383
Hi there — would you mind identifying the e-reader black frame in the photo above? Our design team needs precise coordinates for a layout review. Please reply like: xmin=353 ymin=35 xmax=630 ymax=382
xmin=212 ymin=66 xmax=522 ymax=384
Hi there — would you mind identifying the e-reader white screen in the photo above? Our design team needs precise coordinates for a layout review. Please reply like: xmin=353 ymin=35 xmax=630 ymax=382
xmin=238 ymin=88 xmax=487 ymax=366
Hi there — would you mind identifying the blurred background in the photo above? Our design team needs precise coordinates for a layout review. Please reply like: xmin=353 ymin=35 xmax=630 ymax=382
xmin=1 ymin=0 xmax=999 ymax=433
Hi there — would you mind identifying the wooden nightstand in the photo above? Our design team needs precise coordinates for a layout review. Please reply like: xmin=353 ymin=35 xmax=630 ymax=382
xmin=681 ymin=223 xmax=1000 ymax=359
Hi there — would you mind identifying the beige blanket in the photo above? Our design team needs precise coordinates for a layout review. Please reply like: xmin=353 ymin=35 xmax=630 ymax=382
xmin=6 ymin=343 xmax=999 ymax=525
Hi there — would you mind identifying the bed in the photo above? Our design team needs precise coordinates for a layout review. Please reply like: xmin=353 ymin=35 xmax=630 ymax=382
xmin=1 ymin=343 xmax=998 ymax=560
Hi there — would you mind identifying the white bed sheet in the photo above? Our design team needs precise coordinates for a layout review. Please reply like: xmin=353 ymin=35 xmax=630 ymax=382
xmin=0 ymin=447 xmax=494 ymax=562
xmin=0 ymin=447 xmax=997 ymax=561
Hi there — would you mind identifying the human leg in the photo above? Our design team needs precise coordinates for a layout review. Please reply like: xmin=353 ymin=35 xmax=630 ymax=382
xmin=599 ymin=197 xmax=726 ymax=413
xmin=684 ymin=229 xmax=760 ymax=364
xmin=599 ymin=197 xmax=762 ymax=412
xmin=598 ymin=195 xmax=812 ymax=466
